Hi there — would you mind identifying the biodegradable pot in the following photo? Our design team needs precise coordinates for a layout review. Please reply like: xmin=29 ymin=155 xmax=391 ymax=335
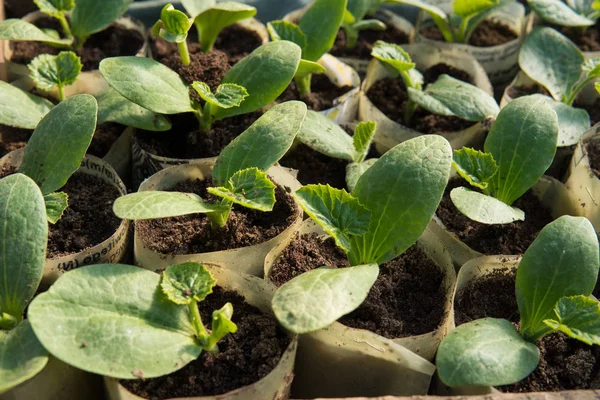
xmin=413 ymin=2 xmax=525 ymax=86
xmin=315 ymin=53 xmax=361 ymax=123
xmin=0 ymin=149 xmax=131 ymax=285
xmin=103 ymin=263 xmax=298 ymax=400
xmin=428 ymin=175 xmax=584 ymax=270
xmin=4 ymin=11 xmax=149 ymax=97
xmin=359 ymin=44 xmax=494 ymax=154
xmin=134 ymin=161 xmax=303 ymax=277
xmin=101 ymin=125 xmax=134 ymax=186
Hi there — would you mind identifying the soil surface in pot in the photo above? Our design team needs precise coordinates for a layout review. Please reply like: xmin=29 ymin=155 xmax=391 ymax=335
xmin=436 ymin=178 xmax=554 ymax=255
xmin=269 ymin=233 xmax=447 ymax=337
xmin=120 ymin=287 xmax=290 ymax=399
xmin=277 ymin=74 xmax=354 ymax=111
xmin=587 ymin=140 xmax=600 ymax=178
xmin=137 ymin=178 xmax=298 ymax=254
xmin=455 ymin=268 xmax=600 ymax=392
xmin=134 ymin=111 xmax=261 ymax=159
xmin=330 ymin=25 xmax=409 ymax=59
xmin=151 ymin=23 xmax=263 ymax=65
xmin=9 ymin=15 xmax=144 ymax=71
xmin=420 ymin=20 xmax=518 ymax=47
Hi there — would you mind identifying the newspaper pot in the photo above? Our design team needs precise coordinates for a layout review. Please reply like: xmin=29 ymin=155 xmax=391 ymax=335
xmin=359 ymin=44 xmax=493 ymax=154
xmin=104 ymin=263 xmax=298 ymax=400
xmin=315 ymin=53 xmax=361 ymax=124
xmin=413 ymin=2 xmax=526 ymax=86
xmin=134 ymin=161 xmax=303 ymax=277
xmin=0 ymin=149 xmax=131 ymax=285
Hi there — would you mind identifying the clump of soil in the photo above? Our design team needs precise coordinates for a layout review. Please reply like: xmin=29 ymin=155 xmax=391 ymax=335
xmin=436 ymin=178 xmax=554 ymax=255
xmin=587 ymin=139 xmax=600 ymax=178
xmin=420 ymin=20 xmax=517 ymax=47
xmin=277 ymin=74 xmax=354 ymax=111
xmin=330 ymin=25 xmax=409 ymax=59
xmin=121 ymin=287 xmax=290 ymax=399
xmin=137 ymin=178 xmax=299 ymax=254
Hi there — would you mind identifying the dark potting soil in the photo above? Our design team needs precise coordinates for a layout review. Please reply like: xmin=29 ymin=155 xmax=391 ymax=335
xmin=134 ymin=111 xmax=261 ymax=159
xmin=422 ymin=63 xmax=474 ymax=86
xmin=555 ymin=21 xmax=600 ymax=52
xmin=136 ymin=178 xmax=299 ymax=254
xmin=0 ymin=125 xmax=31 ymax=156
xmin=420 ymin=20 xmax=517 ymax=47
xmin=588 ymin=140 xmax=600 ymax=179
xmin=577 ymin=98 xmax=600 ymax=126
xmin=9 ymin=16 xmax=144 ymax=71
xmin=270 ymin=233 xmax=446 ymax=338
xmin=456 ymin=269 xmax=600 ymax=392
xmin=330 ymin=25 xmax=410 ymax=59
xmin=436 ymin=178 xmax=554 ymax=255
xmin=120 ymin=287 xmax=290 ymax=399
xmin=277 ymin=74 xmax=354 ymax=111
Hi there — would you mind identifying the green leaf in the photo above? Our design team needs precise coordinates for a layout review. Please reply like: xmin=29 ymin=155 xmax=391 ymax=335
xmin=34 ymin=0 xmax=75 ymax=17
xmin=386 ymin=0 xmax=451 ymax=41
xmin=207 ymin=303 xmax=238 ymax=349
xmin=191 ymin=82 xmax=248 ymax=109
xmin=353 ymin=121 xmax=376 ymax=163
xmin=267 ymin=20 xmax=307 ymax=50
xmin=299 ymin=0 xmax=347 ymax=61
xmin=212 ymin=101 xmax=307 ymax=184
xmin=96 ymin=88 xmax=172 ymax=131
xmin=195 ymin=2 xmax=256 ymax=51
xmin=44 ymin=192 xmax=68 ymax=224
xmin=272 ymin=263 xmax=379 ymax=334
xmin=436 ymin=318 xmax=540 ymax=387
xmin=28 ymin=51 xmax=82 ymax=92
xmin=181 ymin=0 xmax=215 ymax=18
xmin=409 ymin=75 xmax=499 ymax=121
xmin=0 ymin=321 xmax=49 ymax=395
xmin=567 ymin=0 xmax=596 ymax=15
xmin=113 ymin=191 xmax=228 ymax=220
xmin=453 ymin=0 xmax=498 ymax=17
xmin=155 ymin=3 xmax=192 ymax=43
xmin=462 ymin=0 xmax=512 ymax=43
xmin=346 ymin=159 xmax=377 ymax=192
xmin=348 ymin=135 xmax=452 ymax=265
xmin=294 ymin=184 xmax=372 ymax=252
xmin=0 ymin=19 xmax=72 ymax=45
xmin=208 ymin=168 xmax=276 ymax=212
xmin=450 ymin=187 xmax=525 ymax=224
xmin=0 ymin=81 xmax=53 ymax=129
xmin=371 ymin=40 xmax=415 ymax=73
xmin=484 ymin=95 xmax=558 ymax=205
xmin=71 ymin=0 xmax=130 ymax=38
xmin=296 ymin=110 xmax=356 ymax=162
xmin=452 ymin=147 xmax=498 ymax=190
xmin=161 ymin=262 xmax=216 ymax=305
xmin=583 ymin=57 xmax=600 ymax=79
xmin=19 ymin=94 xmax=97 ymax=195
xmin=29 ymin=264 xmax=201 ymax=379
xmin=544 ymin=296 xmax=600 ymax=345
xmin=519 ymin=27 xmax=584 ymax=102
xmin=295 ymin=59 xmax=326 ymax=79
xmin=529 ymin=94 xmax=590 ymax=147
xmin=0 ymin=174 xmax=47 ymax=321
xmin=100 ymin=57 xmax=194 ymax=115
xmin=347 ymin=0 xmax=385 ymax=21
xmin=517 ymin=216 xmax=599 ymax=342
xmin=529 ymin=0 xmax=596 ymax=27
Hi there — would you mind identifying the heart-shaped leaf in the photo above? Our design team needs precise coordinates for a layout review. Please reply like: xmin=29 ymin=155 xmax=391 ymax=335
xmin=161 ymin=262 xmax=216 ymax=305
xmin=192 ymin=82 xmax=248 ymax=109
xmin=44 ymin=191 xmax=68 ymax=224
xmin=544 ymin=295 xmax=600 ymax=345
xmin=28 ymin=51 xmax=82 ymax=93
xmin=371 ymin=40 xmax=415 ymax=73
xmin=452 ymin=147 xmax=498 ymax=190
xmin=208 ymin=168 xmax=276 ymax=212
xmin=154 ymin=3 xmax=192 ymax=43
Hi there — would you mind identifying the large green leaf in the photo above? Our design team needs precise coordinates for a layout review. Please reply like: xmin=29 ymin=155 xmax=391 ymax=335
xmin=348 ymin=135 xmax=452 ymax=265
xmin=450 ymin=187 xmax=525 ymax=224
xmin=19 ymin=94 xmax=97 ymax=195
xmin=267 ymin=20 xmax=307 ymax=50
xmin=0 ymin=321 xmax=49 ymax=395
xmin=96 ymin=88 xmax=172 ymax=131
xmin=519 ymin=27 xmax=584 ymax=102
xmin=212 ymin=101 xmax=307 ymax=184
xmin=28 ymin=264 xmax=201 ymax=379
xmin=0 ymin=81 xmax=53 ymax=129
xmin=296 ymin=110 xmax=356 ymax=162
xmin=215 ymin=41 xmax=301 ymax=119
xmin=208 ymin=168 xmax=276 ymax=212
xmin=544 ymin=295 xmax=600 ymax=345
xmin=272 ymin=263 xmax=379 ymax=334
xmin=161 ymin=262 xmax=216 ymax=305
xmin=99 ymin=57 xmax=194 ymax=115
xmin=436 ymin=318 xmax=540 ymax=387
xmin=484 ymin=95 xmax=558 ymax=205
xmin=28 ymin=52 xmax=82 ymax=92
xmin=529 ymin=94 xmax=590 ymax=147
xmin=181 ymin=0 xmax=215 ymax=18
xmin=0 ymin=174 xmax=47 ymax=320
xmin=517 ymin=216 xmax=599 ymax=342
xmin=0 ymin=19 xmax=72 ymax=45
xmin=70 ymin=0 xmax=130 ymax=38
xmin=299 ymin=0 xmax=348 ymax=61
xmin=529 ymin=0 xmax=596 ymax=27
xmin=195 ymin=2 xmax=257 ymax=51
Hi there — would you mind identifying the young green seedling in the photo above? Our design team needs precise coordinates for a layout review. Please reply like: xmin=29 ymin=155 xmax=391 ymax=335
xmin=436 ymin=215 xmax=600 ymax=387
xmin=371 ymin=40 xmax=499 ymax=126
xmin=99 ymin=40 xmax=301 ymax=131
xmin=0 ymin=174 xmax=49 ymax=394
xmin=112 ymin=101 xmax=307 ymax=230
xmin=28 ymin=262 xmax=238 ymax=379
xmin=272 ymin=134 xmax=453 ymax=334
xmin=267 ymin=0 xmax=347 ymax=96
xmin=529 ymin=0 xmax=600 ymax=30
xmin=0 ymin=0 xmax=131 ymax=50
xmin=449 ymin=95 xmax=558 ymax=225
xmin=342 ymin=0 xmax=387 ymax=49
xmin=28 ymin=51 xmax=81 ymax=101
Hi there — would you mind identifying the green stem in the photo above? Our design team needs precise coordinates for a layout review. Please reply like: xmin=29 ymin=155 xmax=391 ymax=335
xmin=403 ymin=99 xmax=417 ymax=126
xmin=207 ymin=206 xmax=231 ymax=230
xmin=58 ymin=84 xmax=65 ymax=102
xmin=565 ymin=77 xmax=593 ymax=106
xmin=295 ymin=74 xmax=312 ymax=97
xmin=178 ymin=41 xmax=191 ymax=66
xmin=188 ymin=301 xmax=210 ymax=341
xmin=455 ymin=16 xmax=470 ymax=43
xmin=57 ymin=13 xmax=73 ymax=39
xmin=343 ymin=25 xmax=358 ymax=49
xmin=200 ymin=33 xmax=217 ymax=53
xmin=75 ymin=35 xmax=89 ymax=50
xmin=197 ymin=103 xmax=213 ymax=131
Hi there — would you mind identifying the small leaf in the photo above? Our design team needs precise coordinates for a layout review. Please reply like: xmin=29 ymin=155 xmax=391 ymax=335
xmin=161 ymin=262 xmax=216 ymax=305
xmin=194 ymin=2 xmax=256 ymax=51
xmin=208 ymin=303 xmax=238 ymax=349
xmin=267 ymin=20 xmax=307 ymax=50
xmin=453 ymin=0 xmax=498 ymax=17
xmin=299 ymin=0 xmax=347 ymax=61
xmin=544 ymin=296 xmax=600 ymax=345
xmin=191 ymin=82 xmax=248 ymax=109
xmin=295 ymin=59 xmax=326 ymax=79
xmin=96 ymin=88 xmax=172 ymax=131
xmin=583 ymin=57 xmax=600 ymax=79
xmin=28 ymin=51 xmax=82 ymax=92
xmin=70 ymin=0 xmax=130 ymax=38
xmin=371 ymin=40 xmax=415 ymax=73
xmin=353 ymin=121 xmax=376 ymax=163
xmin=0 ymin=19 xmax=72 ymax=45
xmin=529 ymin=0 xmax=596 ymax=27
xmin=294 ymin=184 xmax=372 ymax=252
xmin=155 ymin=3 xmax=192 ymax=43
xmin=346 ymin=159 xmax=377 ymax=192
xmin=452 ymin=147 xmax=498 ymax=190
xmin=436 ymin=318 xmax=540 ymax=387
xmin=450 ymin=187 xmax=525 ymax=224
xmin=113 ymin=191 xmax=229 ymax=220
xmin=208 ymin=168 xmax=276 ymax=212
xmin=296 ymin=110 xmax=356 ymax=162
xmin=44 ymin=192 xmax=68 ymax=224
xmin=34 ymin=0 xmax=75 ymax=17
xmin=0 ymin=81 xmax=53 ymax=129
xmin=272 ymin=263 xmax=380 ymax=334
